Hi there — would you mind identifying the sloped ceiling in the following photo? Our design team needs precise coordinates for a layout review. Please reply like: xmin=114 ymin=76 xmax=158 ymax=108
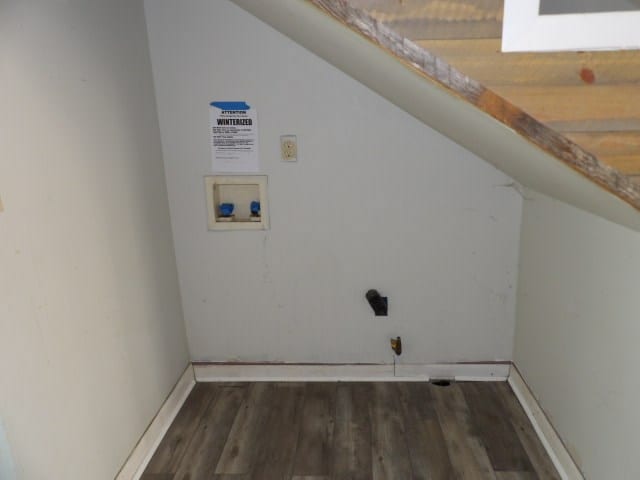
xmin=232 ymin=0 xmax=640 ymax=230
xmin=354 ymin=0 xmax=640 ymax=186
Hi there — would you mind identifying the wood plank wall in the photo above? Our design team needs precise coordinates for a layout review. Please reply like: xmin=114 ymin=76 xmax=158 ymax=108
xmin=344 ymin=0 xmax=640 ymax=190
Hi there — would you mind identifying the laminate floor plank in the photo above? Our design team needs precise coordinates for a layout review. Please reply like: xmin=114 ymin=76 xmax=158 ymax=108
xmin=461 ymin=382 xmax=533 ymax=472
xmin=248 ymin=382 xmax=306 ymax=480
xmin=432 ymin=383 xmax=497 ymax=480
xmin=142 ymin=381 xmax=560 ymax=480
xmin=331 ymin=383 xmax=373 ymax=480
xmin=292 ymin=383 xmax=337 ymax=477
xmin=144 ymin=383 xmax=218 ymax=474
xmin=494 ymin=472 xmax=538 ymax=480
xmin=493 ymin=382 xmax=561 ymax=480
xmin=370 ymin=383 xmax=413 ymax=480
xmin=397 ymin=382 xmax=454 ymax=480
xmin=173 ymin=385 xmax=247 ymax=480
xmin=215 ymin=383 xmax=276 ymax=475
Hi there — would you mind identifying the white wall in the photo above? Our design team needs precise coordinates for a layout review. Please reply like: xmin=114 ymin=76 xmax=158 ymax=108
xmin=515 ymin=191 xmax=640 ymax=479
xmin=539 ymin=0 xmax=638 ymax=14
xmin=145 ymin=0 xmax=523 ymax=365
xmin=0 ymin=1 xmax=189 ymax=478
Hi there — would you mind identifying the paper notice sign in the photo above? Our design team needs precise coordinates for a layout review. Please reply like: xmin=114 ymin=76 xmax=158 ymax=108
xmin=210 ymin=101 xmax=259 ymax=173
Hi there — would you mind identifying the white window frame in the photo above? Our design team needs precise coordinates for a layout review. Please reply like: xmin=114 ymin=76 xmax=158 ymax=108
xmin=502 ymin=0 xmax=640 ymax=52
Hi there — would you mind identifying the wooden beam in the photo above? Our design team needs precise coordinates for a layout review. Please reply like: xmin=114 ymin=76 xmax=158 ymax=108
xmin=416 ymin=39 xmax=640 ymax=86
xmin=545 ymin=119 xmax=640 ymax=133
xmin=565 ymin=132 xmax=640 ymax=175
xmin=349 ymin=0 xmax=503 ymax=39
xmin=383 ymin=20 xmax=501 ymax=40
xmin=564 ymin=131 xmax=640 ymax=157
xmin=416 ymin=38 xmax=503 ymax=57
xmin=348 ymin=0 xmax=502 ymax=21
xmin=415 ymin=39 xmax=640 ymax=177
xmin=307 ymin=0 xmax=640 ymax=210
xmin=491 ymin=85 xmax=640 ymax=124
xmin=597 ymin=155 xmax=640 ymax=176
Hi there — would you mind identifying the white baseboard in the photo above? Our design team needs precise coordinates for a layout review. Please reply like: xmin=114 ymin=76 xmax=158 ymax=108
xmin=193 ymin=362 xmax=510 ymax=382
xmin=508 ymin=366 xmax=584 ymax=480
xmin=396 ymin=362 xmax=510 ymax=381
xmin=116 ymin=364 xmax=195 ymax=480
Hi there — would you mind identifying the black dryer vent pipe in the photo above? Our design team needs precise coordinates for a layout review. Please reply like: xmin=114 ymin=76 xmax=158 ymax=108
xmin=366 ymin=289 xmax=388 ymax=316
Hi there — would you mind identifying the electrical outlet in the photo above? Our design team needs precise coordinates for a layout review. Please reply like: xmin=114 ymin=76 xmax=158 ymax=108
xmin=280 ymin=135 xmax=297 ymax=162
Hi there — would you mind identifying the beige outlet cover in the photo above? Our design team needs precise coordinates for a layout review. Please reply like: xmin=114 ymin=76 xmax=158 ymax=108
xmin=280 ymin=135 xmax=297 ymax=161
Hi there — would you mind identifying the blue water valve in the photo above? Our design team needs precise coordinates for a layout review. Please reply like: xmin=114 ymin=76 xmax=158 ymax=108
xmin=250 ymin=201 xmax=260 ymax=216
xmin=219 ymin=203 xmax=234 ymax=217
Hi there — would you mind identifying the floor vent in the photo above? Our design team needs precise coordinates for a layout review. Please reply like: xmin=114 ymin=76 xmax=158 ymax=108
xmin=430 ymin=379 xmax=452 ymax=387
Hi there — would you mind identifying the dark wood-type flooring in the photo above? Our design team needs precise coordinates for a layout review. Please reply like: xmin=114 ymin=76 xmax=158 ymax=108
xmin=142 ymin=381 xmax=560 ymax=480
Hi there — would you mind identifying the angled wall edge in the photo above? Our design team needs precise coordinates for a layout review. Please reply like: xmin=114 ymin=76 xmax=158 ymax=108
xmin=232 ymin=0 xmax=640 ymax=231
